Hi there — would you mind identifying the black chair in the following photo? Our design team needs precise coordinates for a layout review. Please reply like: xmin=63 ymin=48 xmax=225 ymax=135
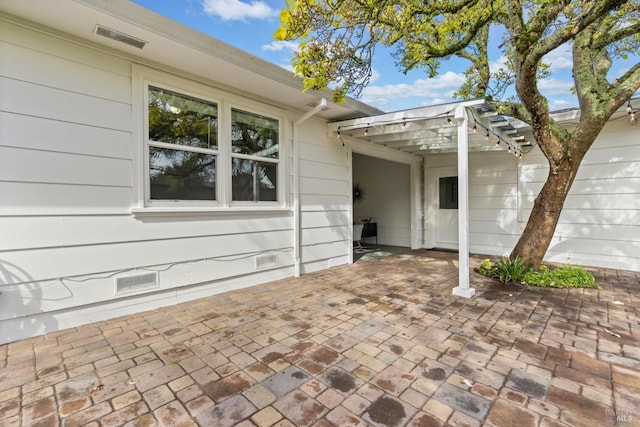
xmin=361 ymin=222 xmax=377 ymax=245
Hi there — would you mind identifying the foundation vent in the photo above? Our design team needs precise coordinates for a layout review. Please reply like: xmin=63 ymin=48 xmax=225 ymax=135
xmin=256 ymin=253 xmax=278 ymax=270
xmin=94 ymin=25 xmax=147 ymax=49
xmin=115 ymin=272 xmax=158 ymax=295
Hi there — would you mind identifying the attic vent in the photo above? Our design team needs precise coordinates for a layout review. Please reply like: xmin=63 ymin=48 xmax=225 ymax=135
xmin=94 ymin=25 xmax=147 ymax=49
xmin=256 ymin=253 xmax=278 ymax=270
xmin=115 ymin=272 xmax=158 ymax=295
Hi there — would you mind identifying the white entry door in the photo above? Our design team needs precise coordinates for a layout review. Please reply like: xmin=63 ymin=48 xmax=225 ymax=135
xmin=426 ymin=166 xmax=459 ymax=249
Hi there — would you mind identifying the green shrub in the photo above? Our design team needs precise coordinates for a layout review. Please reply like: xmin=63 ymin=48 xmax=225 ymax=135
xmin=493 ymin=256 xmax=530 ymax=284
xmin=475 ymin=256 xmax=530 ymax=284
xmin=522 ymin=264 xmax=595 ymax=288
xmin=475 ymin=258 xmax=597 ymax=289
xmin=477 ymin=258 xmax=496 ymax=277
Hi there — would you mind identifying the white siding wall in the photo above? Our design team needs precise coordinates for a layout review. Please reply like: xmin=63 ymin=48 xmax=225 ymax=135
xmin=353 ymin=154 xmax=411 ymax=247
xmin=297 ymin=119 xmax=351 ymax=273
xmin=519 ymin=120 xmax=640 ymax=270
xmin=0 ymin=21 xmax=133 ymax=215
xmin=425 ymin=120 xmax=640 ymax=271
xmin=469 ymin=153 xmax=521 ymax=254
xmin=0 ymin=19 xmax=300 ymax=343
xmin=426 ymin=152 xmax=520 ymax=254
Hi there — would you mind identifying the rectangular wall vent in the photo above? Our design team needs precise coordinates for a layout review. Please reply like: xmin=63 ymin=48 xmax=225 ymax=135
xmin=256 ymin=253 xmax=278 ymax=270
xmin=94 ymin=25 xmax=147 ymax=49
xmin=115 ymin=272 xmax=158 ymax=295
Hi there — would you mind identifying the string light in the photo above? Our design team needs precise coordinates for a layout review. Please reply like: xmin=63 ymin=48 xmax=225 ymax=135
xmin=333 ymin=106 xmax=533 ymax=158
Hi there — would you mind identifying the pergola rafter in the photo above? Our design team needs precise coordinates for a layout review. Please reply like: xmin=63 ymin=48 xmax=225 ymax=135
xmin=328 ymin=100 xmax=531 ymax=157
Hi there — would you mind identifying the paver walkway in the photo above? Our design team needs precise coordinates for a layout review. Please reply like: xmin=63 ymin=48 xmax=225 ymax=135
xmin=1 ymin=250 xmax=639 ymax=427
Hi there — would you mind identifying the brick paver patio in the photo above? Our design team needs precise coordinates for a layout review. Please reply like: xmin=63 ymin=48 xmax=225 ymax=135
xmin=1 ymin=250 xmax=639 ymax=427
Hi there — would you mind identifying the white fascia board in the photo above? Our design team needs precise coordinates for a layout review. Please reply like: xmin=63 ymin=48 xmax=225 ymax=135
xmin=0 ymin=0 xmax=379 ymax=120
xmin=74 ymin=0 xmax=382 ymax=119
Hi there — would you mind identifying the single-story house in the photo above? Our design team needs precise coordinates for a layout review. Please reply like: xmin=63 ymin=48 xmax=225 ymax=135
xmin=1 ymin=0 xmax=638 ymax=343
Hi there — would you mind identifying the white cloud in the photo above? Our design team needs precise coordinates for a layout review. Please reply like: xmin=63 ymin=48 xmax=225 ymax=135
xmin=544 ymin=44 xmax=573 ymax=72
xmin=359 ymin=71 xmax=465 ymax=110
xmin=202 ymin=0 xmax=278 ymax=21
xmin=538 ymin=77 xmax=574 ymax=96
xmin=538 ymin=75 xmax=578 ymax=110
xmin=369 ymin=69 xmax=381 ymax=85
xmin=490 ymin=45 xmax=573 ymax=76
xmin=549 ymin=99 xmax=573 ymax=110
xmin=489 ymin=55 xmax=509 ymax=74
xmin=262 ymin=40 xmax=298 ymax=52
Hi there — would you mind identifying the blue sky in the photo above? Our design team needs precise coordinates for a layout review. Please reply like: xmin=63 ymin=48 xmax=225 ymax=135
xmin=131 ymin=0 xmax=635 ymax=113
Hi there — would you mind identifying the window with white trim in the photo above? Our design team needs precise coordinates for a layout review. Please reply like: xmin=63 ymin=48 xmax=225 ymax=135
xmin=231 ymin=109 xmax=279 ymax=202
xmin=148 ymin=86 xmax=218 ymax=202
xmin=142 ymin=81 xmax=281 ymax=208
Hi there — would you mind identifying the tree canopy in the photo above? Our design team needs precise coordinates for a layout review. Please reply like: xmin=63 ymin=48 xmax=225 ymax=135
xmin=276 ymin=0 xmax=640 ymax=267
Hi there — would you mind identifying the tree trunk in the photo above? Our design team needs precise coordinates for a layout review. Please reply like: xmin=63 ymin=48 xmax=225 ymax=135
xmin=510 ymin=156 xmax=580 ymax=269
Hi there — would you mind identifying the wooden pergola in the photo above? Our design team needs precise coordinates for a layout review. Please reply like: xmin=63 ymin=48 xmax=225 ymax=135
xmin=328 ymin=99 xmax=531 ymax=297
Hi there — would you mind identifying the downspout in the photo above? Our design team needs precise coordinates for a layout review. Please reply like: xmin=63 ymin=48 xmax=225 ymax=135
xmin=292 ymin=97 xmax=327 ymax=277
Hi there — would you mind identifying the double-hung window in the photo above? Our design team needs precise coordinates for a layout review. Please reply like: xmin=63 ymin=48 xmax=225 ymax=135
xmin=141 ymin=78 xmax=281 ymax=209
xmin=147 ymin=86 xmax=218 ymax=203
xmin=231 ymin=109 xmax=279 ymax=202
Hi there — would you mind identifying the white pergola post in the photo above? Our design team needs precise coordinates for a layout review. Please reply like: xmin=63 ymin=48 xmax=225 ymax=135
xmin=452 ymin=105 xmax=475 ymax=298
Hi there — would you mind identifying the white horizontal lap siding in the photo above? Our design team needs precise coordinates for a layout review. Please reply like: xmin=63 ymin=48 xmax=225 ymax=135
xmin=0 ymin=22 xmax=133 ymax=216
xmin=301 ymin=225 xmax=351 ymax=245
xmin=0 ymin=182 xmax=132 ymax=213
xmin=300 ymin=193 xmax=350 ymax=211
xmin=297 ymin=119 xmax=350 ymax=271
xmin=0 ymin=112 xmax=131 ymax=159
xmin=1 ymin=78 xmax=131 ymax=130
xmin=0 ymin=146 xmax=130 ymax=187
xmin=556 ymin=209 xmax=637 ymax=225
xmin=0 ymin=19 xmax=300 ymax=343
xmin=467 ymin=153 xmax=520 ymax=256
xmin=0 ymin=229 xmax=293 ymax=316
xmin=545 ymin=247 xmax=640 ymax=271
xmin=0 ymin=19 xmax=132 ymax=78
xmin=300 ymin=210 xmax=351 ymax=228
xmin=0 ymin=214 xmax=292 ymax=251
xmin=519 ymin=122 xmax=640 ymax=270
xmin=0 ymin=38 xmax=131 ymax=102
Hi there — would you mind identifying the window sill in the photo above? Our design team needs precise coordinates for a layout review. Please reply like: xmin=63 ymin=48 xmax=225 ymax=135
xmin=132 ymin=206 xmax=291 ymax=218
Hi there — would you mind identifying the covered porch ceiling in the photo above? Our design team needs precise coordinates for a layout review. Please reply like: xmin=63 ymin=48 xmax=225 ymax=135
xmin=328 ymin=99 xmax=532 ymax=156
